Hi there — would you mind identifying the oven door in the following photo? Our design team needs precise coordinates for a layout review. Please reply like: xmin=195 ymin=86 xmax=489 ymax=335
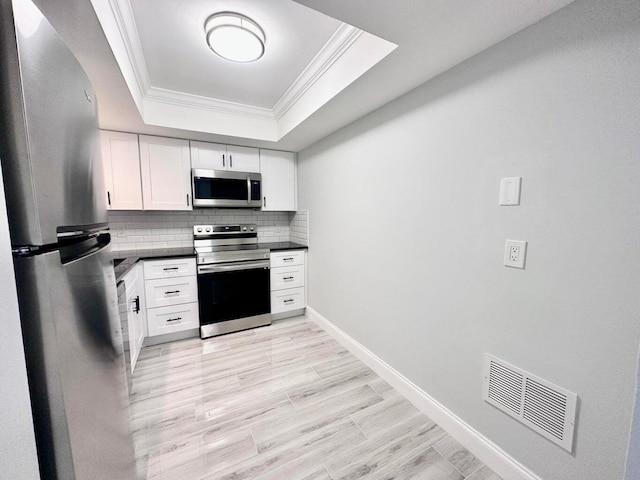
xmin=197 ymin=260 xmax=271 ymax=338
xmin=192 ymin=169 xmax=262 ymax=208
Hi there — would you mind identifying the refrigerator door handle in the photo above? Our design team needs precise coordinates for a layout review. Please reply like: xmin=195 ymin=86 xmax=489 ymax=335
xmin=59 ymin=233 xmax=111 ymax=265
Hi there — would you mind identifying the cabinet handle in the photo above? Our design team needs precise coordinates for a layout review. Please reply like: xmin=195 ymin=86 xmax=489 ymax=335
xmin=163 ymin=267 xmax=179 ymax=271
xmin=283 ymin=299 xmax=294 ymax=304
xmin=187 ymin=194 xmax=190 ymax=206
xmin=133 ymin=296 xmax=140 ymax=314
xmin=283 ymin=276 xmax=294 ymax=280
xmin=222 ymin=154 xmax=225 ymax=167
xmin=107 ymin=191 xmax=111 ymax=206
xmin=166 ymin=317 xmax=182 ymax=322
xmin=283 ymin=257 xmax=294 ymax=261
xmin=230 ymin=155 xmax=233 ymax=168
xmin=164 ymin=290 xmax=180 ymax=295
xmin=263 ymin=196 xmax=266 ymax=208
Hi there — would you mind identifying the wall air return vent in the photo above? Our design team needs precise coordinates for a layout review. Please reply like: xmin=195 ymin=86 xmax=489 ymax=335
xmin=482 ymin=355 xmax=578 ymax=452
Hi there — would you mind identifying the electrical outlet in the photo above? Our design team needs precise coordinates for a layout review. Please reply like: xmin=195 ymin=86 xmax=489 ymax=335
xmin=117 ymin=227 xmax=126 ymax=237
xmin=504 ymin=239 xmax=527 ymax=269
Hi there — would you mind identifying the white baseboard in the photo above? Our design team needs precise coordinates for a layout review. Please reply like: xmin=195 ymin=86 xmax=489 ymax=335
xmin=305 ymin=306 xmax=542 ymax=480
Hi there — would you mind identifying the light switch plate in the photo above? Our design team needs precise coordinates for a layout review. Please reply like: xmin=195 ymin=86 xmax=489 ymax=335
xmin=504 ymin=239 xmax=527 ymax=268
xmin=499 ymin=177 xmax=522 ymax=206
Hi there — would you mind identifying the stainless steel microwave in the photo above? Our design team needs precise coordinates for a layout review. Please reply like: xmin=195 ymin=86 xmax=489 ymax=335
xmin=192 ymin=169 xmax=262 ymax=208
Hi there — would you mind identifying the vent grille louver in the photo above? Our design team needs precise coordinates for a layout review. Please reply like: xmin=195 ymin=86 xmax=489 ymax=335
xmin=483 ymin=355 xmax=578 ymax=452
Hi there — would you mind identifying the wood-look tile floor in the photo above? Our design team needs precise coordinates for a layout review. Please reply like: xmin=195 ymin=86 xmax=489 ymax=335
xmin=130 ymin=316 xmax=502 ymax=480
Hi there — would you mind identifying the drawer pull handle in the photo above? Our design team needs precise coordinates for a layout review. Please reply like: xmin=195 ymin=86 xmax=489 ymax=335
xmin=166 ymin=317 xmax=182 ymax=322
xmin=283 ymin=276 xmax=294 ymax=280
xmin=283 ymin=257 xmax=294 ymax=261
xmin=283 ymin=299 xmax=294 ymax=304
xmin=164 ymin=290 xmax=180 ymax=295
xmin=163 ymin=267 xmax=179 ymax=271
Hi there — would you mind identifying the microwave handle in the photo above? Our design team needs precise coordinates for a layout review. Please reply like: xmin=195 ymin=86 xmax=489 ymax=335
xmin=247 ymin=176 xmax=251 ymax=204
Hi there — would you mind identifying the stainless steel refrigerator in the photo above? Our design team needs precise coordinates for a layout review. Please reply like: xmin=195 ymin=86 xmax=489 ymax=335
xmin=0 ymin=1 xmax=138 ymax=479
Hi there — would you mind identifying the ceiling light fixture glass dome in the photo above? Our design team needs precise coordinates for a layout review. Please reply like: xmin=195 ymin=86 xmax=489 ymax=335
xmin=205 ymin=12 xmax=266 ymax=63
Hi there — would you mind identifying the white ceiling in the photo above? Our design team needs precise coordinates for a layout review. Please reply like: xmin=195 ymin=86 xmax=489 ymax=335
xmin=131 ymin=0 xmax=341 ymax=108
xmin=33 ymin=0 xmax=576 ymax=152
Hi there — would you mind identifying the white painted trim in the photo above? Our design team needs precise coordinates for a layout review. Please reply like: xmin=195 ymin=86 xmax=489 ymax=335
xmin=145 ymin=86 xmax=274 ymax=120
xmin=305 ymin=306 xmax=543 ymax=480
xmin=103 ymin=0 xmax=151 ymax=96
xmin=272 ymin=24 xmax=362 ymax=121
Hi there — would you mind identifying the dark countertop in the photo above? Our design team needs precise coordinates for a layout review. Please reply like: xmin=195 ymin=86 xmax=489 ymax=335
xmin=113 ymin=247 xmax=196 ymax=282
xmin=257 ymin=242 xmax=308 ymax=251
xmin=113 ymin=243 xmax=307 ymax=283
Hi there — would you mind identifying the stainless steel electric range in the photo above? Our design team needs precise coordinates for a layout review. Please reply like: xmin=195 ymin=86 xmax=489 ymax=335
xmin=194 ymin=224 xmax=271 ymax=338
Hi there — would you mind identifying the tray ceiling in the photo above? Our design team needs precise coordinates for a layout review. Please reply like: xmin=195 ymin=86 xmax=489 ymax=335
xmin=90 ymin=0 xmax=397 ymax=142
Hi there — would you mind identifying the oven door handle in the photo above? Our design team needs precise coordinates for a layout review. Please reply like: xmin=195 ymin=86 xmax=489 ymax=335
xmin=198 ymin=260 xmax=270 ymax=274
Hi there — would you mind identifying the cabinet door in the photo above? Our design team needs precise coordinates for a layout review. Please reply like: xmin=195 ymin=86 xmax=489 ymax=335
xmin=190 ymin=141 xmax=227 ymax=170
xmin=260 ymin=149 xmax=296 ymax=211
xmin=139 ymin=136 xmax=192 ymax=211
xmin=100 ymin=131 xmax=142 ymax=210
xmin=125 ymin=266 xmax=145 ymax=372
xmin=227 ymin=145 xmax=260 ymax=173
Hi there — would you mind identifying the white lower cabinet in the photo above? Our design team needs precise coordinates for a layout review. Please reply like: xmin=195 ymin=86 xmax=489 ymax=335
xmin=270 ymin=264 xmax=305 ymax=290
xmin=122 ymin=263 xmax=145 ymax=373
xmin=270 ymin=250 xmax=306 ymax=317
xmin=271 ymin=287 xmax=306 ymax=314
xmin=143 ymin=257 xmax=199 ymax=339
xmin=146 ymin=303 xmax=199 ymax=337
xmin=144 ymin=276 xmax=198 ymax=309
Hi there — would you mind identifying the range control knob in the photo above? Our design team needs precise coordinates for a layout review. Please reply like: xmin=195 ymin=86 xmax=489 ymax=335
xmin=205 ymin=227 xmax=211 ymax=232
xmin=196 ymin=227 xmax=202 ymax=233
xmin=249 ymin=225 xmax=255 ymax=231
xmin=242 ymin=226 xmax=248 ymax=231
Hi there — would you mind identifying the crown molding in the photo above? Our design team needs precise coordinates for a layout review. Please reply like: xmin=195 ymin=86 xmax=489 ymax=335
xmin=272 ymin=24 xmax=362 ymax=121
xmin=105 ymin=0 xmax=151 ymax=98
xmin=145 ymin=87 xmax=275 ymax=121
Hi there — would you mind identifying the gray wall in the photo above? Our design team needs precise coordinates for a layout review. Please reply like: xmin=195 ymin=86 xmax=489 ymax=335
xmin=0 ymin=169 xmax=40 ymax=478
xmin=297 ymin=0 xmax=640 ymax=479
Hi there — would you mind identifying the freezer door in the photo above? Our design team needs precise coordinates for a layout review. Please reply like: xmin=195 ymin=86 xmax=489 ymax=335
xmin=0 ymin=0 xmax=107 ymax=246
xmin=13 ymin=237 xmax=138 ymax=480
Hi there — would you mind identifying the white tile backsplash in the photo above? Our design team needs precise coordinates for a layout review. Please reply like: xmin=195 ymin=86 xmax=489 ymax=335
xmin=290 ymin=210 xmax=309 ymax=246
xmin=109 ymin=210 xmax=301 ymax=251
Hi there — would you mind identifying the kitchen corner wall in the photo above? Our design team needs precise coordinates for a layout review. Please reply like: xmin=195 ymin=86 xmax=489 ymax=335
xmin=108 ymin=210 xmax=307 ymax=251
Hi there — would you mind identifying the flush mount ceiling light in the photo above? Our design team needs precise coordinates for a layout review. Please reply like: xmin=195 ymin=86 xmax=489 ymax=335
xmin=205 ymin=12 xmax=266 ymax=63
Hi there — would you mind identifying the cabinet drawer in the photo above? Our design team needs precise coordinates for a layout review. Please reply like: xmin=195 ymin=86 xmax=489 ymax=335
xmin=144 ymin=276 xmax=198 ymax=309
xmin=143 ymin=258 xmax=196 ymax=280
xmin=270 ymin=250 xmax=305 ymax=268
xmin=270 ymin=265 xmax=304 ymax=291
xmin=271 ymin=287 xmax=306 ymax=314
xmin=147 ymin=302 xmax=199 ymax=336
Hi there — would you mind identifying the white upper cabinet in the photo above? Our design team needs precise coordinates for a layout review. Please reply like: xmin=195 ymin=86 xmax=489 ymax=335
xmin=190 ymin=141 xmax=226 ymax=170
xmin=190 ymin=141 xmax=260 ymax=173
xmin=227 ymin=145 xmax=260 ymax=173
xmin=259 ymin=149 xmax=296 ymax=211
xmin=100 ymin=130 xmax=142 ymax=210
xmin=139 ymin=135 xmax=192 ymax=211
